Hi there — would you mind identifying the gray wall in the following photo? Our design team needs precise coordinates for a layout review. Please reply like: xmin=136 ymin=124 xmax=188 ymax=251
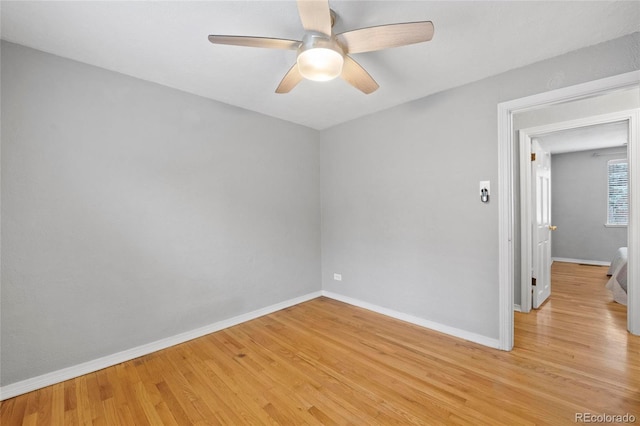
xmin=551 ymin=147 xmax=628 ymax=262
xmin=1 ymin=42 xmax=321 ymax=385
xmin=514 ymin=87 xmax=640 ymax=130
xmin=320 ymin=32 xmax=640 ymax=339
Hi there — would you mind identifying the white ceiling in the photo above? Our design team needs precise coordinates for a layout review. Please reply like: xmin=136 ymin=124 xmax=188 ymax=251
xmin=2 ymin=1 xmax=639 ymax=130
xmin=538 ymin=120 xmax=628 ymax=154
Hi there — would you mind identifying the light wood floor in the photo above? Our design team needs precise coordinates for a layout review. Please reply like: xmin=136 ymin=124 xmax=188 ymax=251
xmin=1 ymin=262 xmax=638 ymax=425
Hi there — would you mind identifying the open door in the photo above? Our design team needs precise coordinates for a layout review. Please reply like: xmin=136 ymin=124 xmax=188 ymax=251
xmin=531 ymin=139 xmax=553 ymax=308
xmin=520 ymin=132 xmax=556 ymax=312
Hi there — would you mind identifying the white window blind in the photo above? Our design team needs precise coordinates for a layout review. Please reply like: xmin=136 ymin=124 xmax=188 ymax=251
xmin=607 ymin=159 xmax=628 ymax=226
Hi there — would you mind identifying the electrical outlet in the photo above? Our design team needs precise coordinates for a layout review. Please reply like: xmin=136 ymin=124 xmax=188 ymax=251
xmin=333 ymin=273 xmax=342 ymax=281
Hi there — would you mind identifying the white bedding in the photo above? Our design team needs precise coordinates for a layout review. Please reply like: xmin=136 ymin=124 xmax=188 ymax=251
xmin=606 ymin=247 xmax=628 ymax=305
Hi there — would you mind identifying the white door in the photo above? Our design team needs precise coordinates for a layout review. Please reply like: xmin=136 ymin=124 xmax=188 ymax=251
xmin=532 ymin=139 xmax=553 ymax=309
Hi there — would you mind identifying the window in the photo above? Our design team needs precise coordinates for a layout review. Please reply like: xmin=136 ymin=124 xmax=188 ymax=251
xmin=607 ymin=159 xmax=628 ymax=226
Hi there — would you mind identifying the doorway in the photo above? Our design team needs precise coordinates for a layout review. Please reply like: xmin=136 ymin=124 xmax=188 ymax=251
xmin=497 ymin=71 xmax=640 ymax=350
xmin=518 ymin=117 xmax=630 ymax=313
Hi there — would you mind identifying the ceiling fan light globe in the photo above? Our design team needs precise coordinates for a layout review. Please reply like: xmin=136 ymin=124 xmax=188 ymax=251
xmin=297 ymin=48 xmax=344 ymax=82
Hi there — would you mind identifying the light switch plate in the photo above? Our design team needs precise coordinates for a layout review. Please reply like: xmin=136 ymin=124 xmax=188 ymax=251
xmin=479 ymin=180 xmax=490 ymax=194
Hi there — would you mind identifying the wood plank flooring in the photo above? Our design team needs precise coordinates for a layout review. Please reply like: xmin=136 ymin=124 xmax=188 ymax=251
xmin=1 ymin=262 xmax=638 ymax=425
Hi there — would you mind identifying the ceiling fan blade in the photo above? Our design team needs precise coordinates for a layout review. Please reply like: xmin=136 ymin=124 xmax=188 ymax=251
xmin=208 ymin=35 xmax=301 ymax=50
xmin=276 ymin=63 xmax=304 ymax=94
xmin=341 ymin=55 xmax=379 ymax=94
xmin=337 ymin=21 xmax=434 ymax=54
xmin=297 ymin=0 xmax=332 ymax=36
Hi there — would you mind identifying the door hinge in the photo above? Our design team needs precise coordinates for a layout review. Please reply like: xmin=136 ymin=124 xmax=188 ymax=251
xmin=531 ymin=153 xmax=536 ymax=161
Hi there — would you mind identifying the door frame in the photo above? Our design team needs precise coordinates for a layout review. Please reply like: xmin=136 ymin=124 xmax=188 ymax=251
xmin=497 ymin=70 xmax=640 ymax=350
xmin=519 ymin=111 xmax=635 ymax=313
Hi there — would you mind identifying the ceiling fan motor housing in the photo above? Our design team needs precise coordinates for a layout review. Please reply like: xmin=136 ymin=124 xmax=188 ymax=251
xmin=296 ymin=32 xmax=345 ymax=81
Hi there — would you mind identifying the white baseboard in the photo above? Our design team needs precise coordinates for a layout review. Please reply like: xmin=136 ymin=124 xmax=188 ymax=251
xmin=513 ymin=304 xmax=522 ymax=312
xmin=0 ymin=291 xmax=322 ymax=401
xmin=2 ymin=289 xmax=503 ymax=400
xmin=321 ymin=291 xmax=501 ymax=350
xmin=552 ymin=257 xmax=611 ymax=266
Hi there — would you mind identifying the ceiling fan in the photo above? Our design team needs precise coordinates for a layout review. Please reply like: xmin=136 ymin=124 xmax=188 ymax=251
xmin=208 ymin=0 xmax=434 ymax=94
